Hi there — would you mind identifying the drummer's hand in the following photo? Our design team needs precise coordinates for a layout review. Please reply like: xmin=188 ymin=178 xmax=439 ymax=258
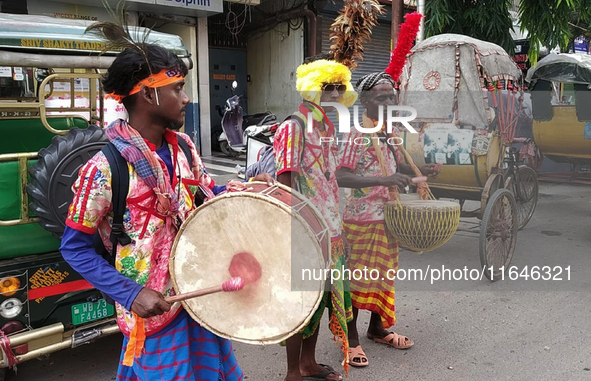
xmin=341 ymin=233 xmax=351 ymax=263
xmin=250 ymin=173 xmax=275 ymax=186
xmin=380 ymin=173 xmax=411 ymax=189
xmin=131 ymin=288 xmax=171 ymax=318
xmin=420 ymin=163 xmax=440 ymax=178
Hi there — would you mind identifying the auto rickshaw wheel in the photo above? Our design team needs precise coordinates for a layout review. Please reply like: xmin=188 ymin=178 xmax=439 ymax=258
xmin=26 ymin=126 xmax=107 ymax=239
xmin=505 ymin=165 xmax=539 ymax=230
xmin=479 ymin=188 xmax=517 ymax=281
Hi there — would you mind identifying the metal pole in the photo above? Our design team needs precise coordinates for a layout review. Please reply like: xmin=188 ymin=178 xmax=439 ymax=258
xmin=417 ymin=0 xmax=425 ymax=42
xmin=391 ymin=0 xmax=404 ymax=50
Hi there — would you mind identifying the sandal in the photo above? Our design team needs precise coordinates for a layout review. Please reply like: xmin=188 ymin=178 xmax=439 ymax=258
xmin=368 ymin=332 xmax=414 ymax=349
xmin=301 ymin=367 xmax=342 ymax=380
xmin=348 ymin=345 xmax=369 ymax=367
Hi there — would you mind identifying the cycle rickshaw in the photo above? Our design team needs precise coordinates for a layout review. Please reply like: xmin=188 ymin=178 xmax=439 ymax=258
xmin=397 ymin=34 xmax=539 ymax=280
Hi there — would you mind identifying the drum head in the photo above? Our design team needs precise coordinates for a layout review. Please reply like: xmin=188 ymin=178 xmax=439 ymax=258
xmin=170 ymin=189 xmax=325 ymax=345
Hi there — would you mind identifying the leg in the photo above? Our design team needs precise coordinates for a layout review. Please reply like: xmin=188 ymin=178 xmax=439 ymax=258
xmin=367 ymin=312 xmax=390 ymax=338
xmin=347 ymin=307 xmax=360 ymax=348
xmin=284 ymin=334 xmax=303 ymax=381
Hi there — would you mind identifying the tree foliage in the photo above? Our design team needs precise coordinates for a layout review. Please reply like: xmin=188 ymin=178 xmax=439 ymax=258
xmin=518 ymin=0 xmax=591 ymax=63
xmin=425 ymin=0 xmax=514 ymax=54
xmin=425 ymin=0 xmax=591 ymax=65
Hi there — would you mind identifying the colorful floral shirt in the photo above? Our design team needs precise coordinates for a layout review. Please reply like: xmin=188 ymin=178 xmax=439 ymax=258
xmin=274 ymin=102 xmax=342 ymax=237
xmin=339 ymin=127 xmax=402 ymax=224
xmin=65 ymin=129 xmax=215 ymax=336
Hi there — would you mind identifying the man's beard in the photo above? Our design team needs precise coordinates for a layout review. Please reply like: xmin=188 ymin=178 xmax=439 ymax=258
xmin=166 ymin=119 xmax=184 ymax=131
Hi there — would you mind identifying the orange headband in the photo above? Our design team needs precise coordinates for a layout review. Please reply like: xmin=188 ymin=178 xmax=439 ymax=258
xmin=107 ymin=68 xmax=184 ymax=103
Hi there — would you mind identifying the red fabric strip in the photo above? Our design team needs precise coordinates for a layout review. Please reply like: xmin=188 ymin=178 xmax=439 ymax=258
xmin=28 ymin=279 xmax=93 ymax=300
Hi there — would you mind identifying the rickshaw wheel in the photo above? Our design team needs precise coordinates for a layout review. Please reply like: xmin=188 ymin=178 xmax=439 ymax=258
xmin=479 ymin=188 xmax=517 ymax=281
xmin=505 ymin=165 xmax=539 ymax=230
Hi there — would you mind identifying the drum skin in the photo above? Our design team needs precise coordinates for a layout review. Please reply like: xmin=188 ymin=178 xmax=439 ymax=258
xmin=169 ymin=182 xmax=327 ymax=345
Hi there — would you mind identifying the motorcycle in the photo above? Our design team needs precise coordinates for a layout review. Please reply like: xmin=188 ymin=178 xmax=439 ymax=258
xmin=219 ymin=81 xmax=278 ymax=157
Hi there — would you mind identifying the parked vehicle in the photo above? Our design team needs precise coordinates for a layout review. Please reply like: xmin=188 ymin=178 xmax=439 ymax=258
xmin=525 ymin=53 xmax=591 ymax=183
xmin=0 ymin=13 xmax=192 ymax=376
xmin=219 ymin=81 xmax=278 ymax=157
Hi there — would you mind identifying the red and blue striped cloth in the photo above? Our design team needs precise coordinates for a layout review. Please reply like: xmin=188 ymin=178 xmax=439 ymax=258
xmin=116 ymin=309 xmax=243 ymax=381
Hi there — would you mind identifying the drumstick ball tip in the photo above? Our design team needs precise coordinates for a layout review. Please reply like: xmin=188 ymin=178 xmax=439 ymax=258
xmin=222 ymin=277 xmax=245 ymax=292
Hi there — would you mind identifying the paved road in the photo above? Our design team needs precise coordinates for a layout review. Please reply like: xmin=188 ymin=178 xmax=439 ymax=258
xmin=6 ymin=181 xmax=591 ymax=381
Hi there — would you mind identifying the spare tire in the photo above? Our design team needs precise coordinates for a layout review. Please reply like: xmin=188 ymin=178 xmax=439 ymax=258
xmin=26 ymin=126 xmax=108 ymax=239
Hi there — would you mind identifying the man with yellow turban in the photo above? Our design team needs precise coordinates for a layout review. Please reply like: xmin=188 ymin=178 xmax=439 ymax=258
xmin=274 ymin=54 xmax=357 ymax=381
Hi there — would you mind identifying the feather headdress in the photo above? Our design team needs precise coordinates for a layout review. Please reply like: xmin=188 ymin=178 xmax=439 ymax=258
xmin=85 ymin=0 xmax=154 ymax=74
xmin=385 ymin=12 xmax=423 ymax=82
xmin=328 ymin=0 xmax=385 ymax=70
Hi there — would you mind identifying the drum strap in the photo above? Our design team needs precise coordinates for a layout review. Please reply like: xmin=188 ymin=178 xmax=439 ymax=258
xmin=283 ymin=112 xmax=307 ymax=192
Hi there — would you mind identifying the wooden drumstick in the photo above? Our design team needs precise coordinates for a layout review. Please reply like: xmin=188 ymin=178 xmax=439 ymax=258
xmin=411 ymin=176 xmax=428 ymax=184
xmin=165 ymin=277 xmax=245 ymax=303
xmin=433 ymin=162 xmax=443 ymax=172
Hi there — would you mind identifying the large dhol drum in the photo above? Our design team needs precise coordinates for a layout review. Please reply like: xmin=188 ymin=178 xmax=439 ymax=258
xmin=384 ymin=194 xmax=461 ymax=252
xmin=170 ymin=182 xmax=329 ymax=345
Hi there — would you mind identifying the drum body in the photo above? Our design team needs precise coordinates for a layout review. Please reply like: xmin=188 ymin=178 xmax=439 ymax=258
xmin=169 ymin=182 xmax=329 ymax=345
xmin=384 ymin=198 xmax=461 ymax=252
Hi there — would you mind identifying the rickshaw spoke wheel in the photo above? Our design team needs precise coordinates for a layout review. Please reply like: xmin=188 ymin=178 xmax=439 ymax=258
xmin=480 ymin=189 xmax=518 ymax=281
xmin=506 ymin=165 xmax=539 ymax=230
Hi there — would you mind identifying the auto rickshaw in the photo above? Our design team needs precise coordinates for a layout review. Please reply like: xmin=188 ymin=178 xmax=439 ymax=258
xmin=0 ymin=13 xmax=191 ymax=372
xmin=525 ymin=53 xmax=591 ymax=183
xmin=397 ymin=34 xmax=539 ymax=280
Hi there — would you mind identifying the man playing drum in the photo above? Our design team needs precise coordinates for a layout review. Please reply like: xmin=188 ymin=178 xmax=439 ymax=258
xmin=273 ymin=54 xmax=357 ymax=381
xmin=336 ymin=72 xmax=440 ymax=367
xmin=60 ymin=26 xmax=271 ymax=379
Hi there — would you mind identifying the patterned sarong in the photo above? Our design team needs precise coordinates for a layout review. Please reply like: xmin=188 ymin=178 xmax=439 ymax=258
xmin=300 ymin=237 xmax=353 ymax=373
xmin=342 ymin=222 xmax=398 ymax=328
xmin=116 ymin=309 xmax=243 ymax=381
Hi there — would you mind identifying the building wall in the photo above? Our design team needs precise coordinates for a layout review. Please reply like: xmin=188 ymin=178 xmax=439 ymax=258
xmin=246 ymin=21 xmax=304 ymax=121
xmin=154 ymin=23 xmax=201 ymax=145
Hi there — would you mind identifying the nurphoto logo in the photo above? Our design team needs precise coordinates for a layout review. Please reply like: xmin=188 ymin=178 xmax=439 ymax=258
xmin=313 ymin=103 xmax=419 ymax=146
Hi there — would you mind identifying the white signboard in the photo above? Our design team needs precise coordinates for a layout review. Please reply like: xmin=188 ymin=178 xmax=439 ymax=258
xmin=155 ymin=0 xmax=223 ymax=12
xmin=0 ymin=67 xmax=12 ymax=78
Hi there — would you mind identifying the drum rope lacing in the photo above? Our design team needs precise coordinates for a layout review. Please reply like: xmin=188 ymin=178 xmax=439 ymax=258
xmin=259 ymin=185 xmax=331 ymax=252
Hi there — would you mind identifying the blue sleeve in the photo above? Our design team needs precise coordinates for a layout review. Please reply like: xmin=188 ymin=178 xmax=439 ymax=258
xmin=60 ymin=226 xmax=143 ymax=311
xmin=212 ymin=185 xmax=227 ymax=195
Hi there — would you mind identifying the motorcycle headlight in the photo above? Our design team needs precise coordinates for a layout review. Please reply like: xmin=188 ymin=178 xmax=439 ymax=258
xmin=0 ymin=298 xmax=23 ymax=319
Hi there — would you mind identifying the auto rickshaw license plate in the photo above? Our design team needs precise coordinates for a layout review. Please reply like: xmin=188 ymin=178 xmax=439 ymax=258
xmin=71 ymin=299 xmax=115 ymax=325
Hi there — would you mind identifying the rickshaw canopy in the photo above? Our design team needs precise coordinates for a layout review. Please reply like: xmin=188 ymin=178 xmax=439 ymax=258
xmin=526 ymin=53 xmax=591 ymax=85
xmin=400 ymin=34 xmax=522 ymax=128
xmin=0 ymin=14 xmax=191 ymax=69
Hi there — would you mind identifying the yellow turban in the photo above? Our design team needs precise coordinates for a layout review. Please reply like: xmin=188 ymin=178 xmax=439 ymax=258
xmin=296 ymin=59 xmax=358 ymax=108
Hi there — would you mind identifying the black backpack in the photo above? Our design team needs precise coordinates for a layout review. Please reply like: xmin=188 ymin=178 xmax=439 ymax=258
xmin=93 ymin=139 xmax=194 ymax=268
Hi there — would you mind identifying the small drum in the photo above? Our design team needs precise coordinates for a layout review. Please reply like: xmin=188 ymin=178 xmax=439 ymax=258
xmin=169 ymin=182 xmax=329 ymax=345
xmin=384 ymin=197 xmax=461 ymax=252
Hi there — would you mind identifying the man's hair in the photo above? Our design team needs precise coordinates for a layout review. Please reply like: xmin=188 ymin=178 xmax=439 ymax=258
xmin=102 ymin=44 xmax=188 ymax=111
xmin=356 ymin=72 xmax=395 ymax=100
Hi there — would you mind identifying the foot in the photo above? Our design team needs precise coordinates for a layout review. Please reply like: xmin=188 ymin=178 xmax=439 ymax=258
xmin=300 ymin=363 xmax=342 ymax=380
xmin=367 ymin=331 xmax=414 ymax=349
xmin=349 ymin=345 xmax=369 ymax=367
xmin=284 ymin=373 xmax=303 ymax=381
